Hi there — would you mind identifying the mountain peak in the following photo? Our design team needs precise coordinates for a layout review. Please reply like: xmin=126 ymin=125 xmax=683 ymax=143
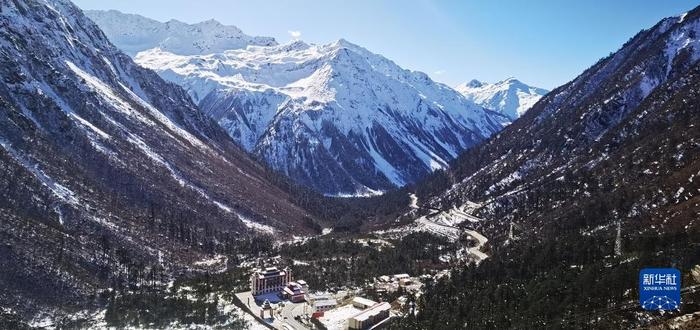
xmin=200 ymin=18 xmax=222 ymax=25
xmin=334 ymin=38 xmax=351 ymax=46
xmin=331 ymin=38 xmax=363 ymax=51
xmin=456 ymin=77 xmax=548 ymax=119
xmin=466 ymin=79 xmax=484 ymax=88
xmin=278 ymin=39 xmax=311 ymax=52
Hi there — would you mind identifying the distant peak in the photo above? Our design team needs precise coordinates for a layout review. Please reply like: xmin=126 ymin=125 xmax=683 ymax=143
xmin=466 ymin=79 xmax=483 ymax=88
xmin=199 ymin=18 xmax=222 ymax=26
xmin=279 ymin=40 xmax=310 ymax=51
xmin=194 ymin=18 xmax=244 ymax=33
xmin=165 ymin=18 xmax=185 ymax=24
xmin=328 ymin=38 xmax=369 ymax=57
xmin=333 ymin=38 xmax=360 ymax=49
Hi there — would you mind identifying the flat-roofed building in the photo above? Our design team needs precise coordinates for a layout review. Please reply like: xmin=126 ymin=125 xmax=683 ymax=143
xmin=297 ymin=280 xmax=308 ymax=289
xmin=352 ymin=297 xmax=378 ymax=309
xmin=250 ymin=266 xmax=292 ymax=296
xmin=313 ymin=298 xmax=338 ymax=312
xmin=309 ymin=293 xmax=334 ymax=302
xmin=348 ymin=302 xmax=391 ymax=329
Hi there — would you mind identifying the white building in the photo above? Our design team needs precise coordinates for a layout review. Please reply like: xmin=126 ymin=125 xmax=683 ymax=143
xmin=313 ymin=298 xmax=338 ymax=312
xmin=309 ymin=293 xmax=334 ymax=302
xmin=348 ymin=302 xmax=391 ymax=329
xmin=297 ymin=279 xmax=309 ymax=291
xmin=352 ymin=297 xmax=378 ymax=309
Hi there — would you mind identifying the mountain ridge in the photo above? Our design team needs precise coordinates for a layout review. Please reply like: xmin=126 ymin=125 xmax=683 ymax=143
xmin=394 ymin=7 xmax=700 ymax=328
xmin=87 ymin=10 xmax=512 ymax=195
xmin=425 ymin=8 xmax=700 ymax=223
xmin=84 ymin=9 xmax=278 ymax=56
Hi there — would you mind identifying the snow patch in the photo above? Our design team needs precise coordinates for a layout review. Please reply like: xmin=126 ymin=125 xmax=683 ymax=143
xmin=239 ymin=214 xmax=276 ymax=234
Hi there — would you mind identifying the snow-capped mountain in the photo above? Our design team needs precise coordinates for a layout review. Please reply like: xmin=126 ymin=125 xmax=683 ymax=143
xmin=87 ymin=11 xmax=511 ymax=195
xmin=85 ymin=9 xmax=277 ymax=56
xmin=140 ymin=42 xmax=510 ymax=195
xmin=419 ymin=7 xmax=700 ymax=242
xmin=0 ymin=0 xmax=319 ymax=318
xmin=455 ymin=78 xmax=549 ymax=120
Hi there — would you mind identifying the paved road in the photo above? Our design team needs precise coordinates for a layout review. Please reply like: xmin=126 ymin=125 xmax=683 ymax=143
xmin=421 ymin=203 xmax=490 ymax=263
xmin=278 ymin=301 xmax=311 ymax=330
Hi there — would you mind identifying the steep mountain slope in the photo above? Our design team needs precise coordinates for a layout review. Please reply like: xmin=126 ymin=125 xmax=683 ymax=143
xmin=84 ymin=9 xmax=277 ymax=56
xmin=455 ymin=77 xmax=549 ymax=119
xmin=431 ymin=9 xmax=700 ymax=223
xmin=400 ymin=8 xmax=700 ymax=328
xmin=142 ymin=43 xmax=510 ymax=194
xmin=86 ymin=11 xmax=511 ymax=195
xmin=0 ymin=0 xmax=318 ymax=319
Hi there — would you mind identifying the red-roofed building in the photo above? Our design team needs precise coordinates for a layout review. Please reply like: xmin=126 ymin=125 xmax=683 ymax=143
xmin=282 ymin=281 xmax=306 ymax=303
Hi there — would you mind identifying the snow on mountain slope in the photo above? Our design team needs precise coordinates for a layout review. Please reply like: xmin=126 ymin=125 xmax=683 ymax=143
xmin=132 ymin=40 xmax=510 ymax=195
xmin=106 ymin=32 xmax=510 ymax=194
xmin=455 ymin=78 xmax=548 ymax=120
xmin=420 ymin=8 xmax=700 ymax=244
xmin=401 ymin=10 xmax=700 ymax=328
xmin=0 ymin=0 xmax=319 ymax=318
xmin=84 ymin=9 xmax=277 ymax=56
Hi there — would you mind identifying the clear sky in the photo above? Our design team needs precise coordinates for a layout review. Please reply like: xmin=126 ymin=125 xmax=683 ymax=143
xmin=72 ymin=0 xmax=698 ymax=90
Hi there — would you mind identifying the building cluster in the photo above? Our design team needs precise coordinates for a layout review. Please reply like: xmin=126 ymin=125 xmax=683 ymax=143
xmin=247 ymin=266 xmax=398 ymax=329
xmin=373 ymin=273 xmax=422 ymax=295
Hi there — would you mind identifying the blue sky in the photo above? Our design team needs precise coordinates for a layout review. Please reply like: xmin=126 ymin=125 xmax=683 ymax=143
xmin=73 ymin=0 xmax=698 ymax=89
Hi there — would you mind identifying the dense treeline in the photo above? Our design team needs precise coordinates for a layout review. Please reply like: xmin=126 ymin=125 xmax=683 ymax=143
xmin=280 ymin=233 xmax=456 ymax=290
xmin=391 ymin=228 xmax=700 ymax=329
xmin=89 ymin=214 xmax=275 ymax=293
xmin=100 ymin=268 xmax=251 ymax=328
xmin=104 ymin=293 xmax=237 ymax=328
